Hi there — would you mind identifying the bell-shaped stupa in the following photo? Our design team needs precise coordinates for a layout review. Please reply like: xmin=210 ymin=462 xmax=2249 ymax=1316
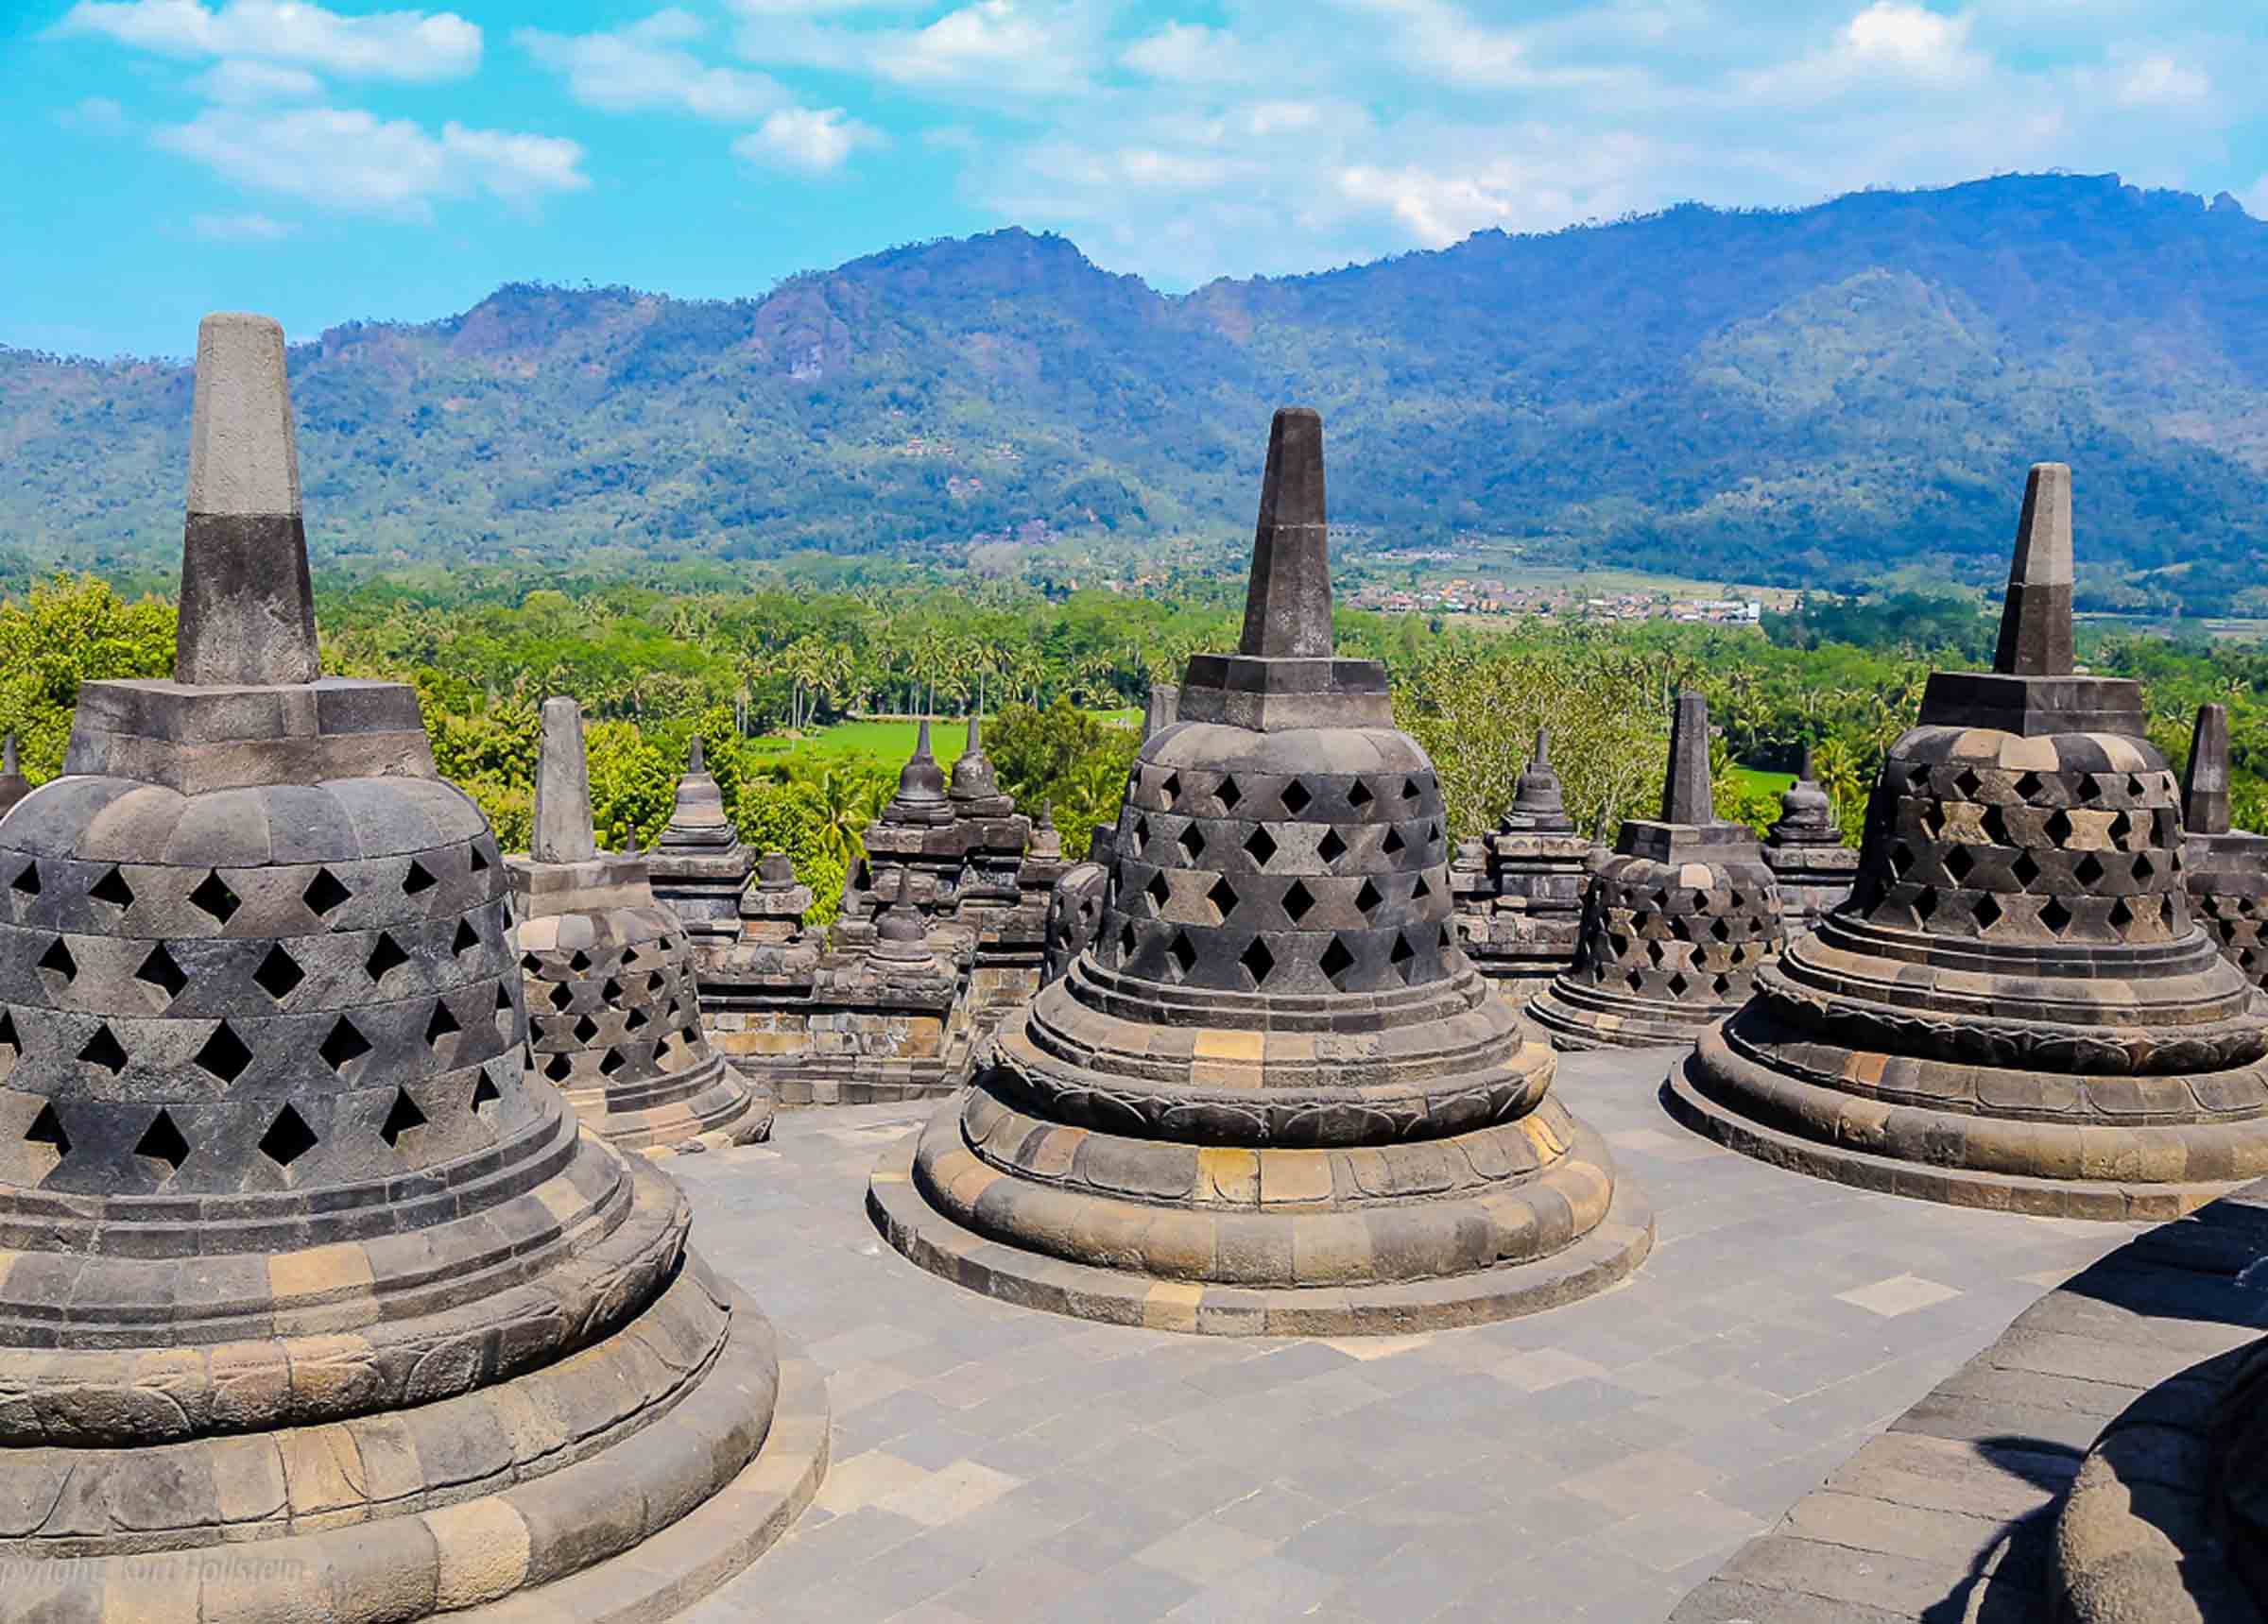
xmin=1528 ymin=692 xmax=1786 ymax=1049
xmin=510 ymin=697 xmax=772 ymax=1150
xmin=867 ymin=408 xmax=1652 ymax=1334
xmin=1672 ymin=465 xmax=2268 ymax=1218
xmin=0 ymin=315 xmax=822 ymax=1621
xmin=1454 ymin=727 xmax=1595 ymax=992
xmin=644 ymin=733 xmax=754 ymax=965
xmin=2181 ymin=702 xmax=2268 ymax=988
xmin=1762 ymin=744 xmax=1860 ymax=930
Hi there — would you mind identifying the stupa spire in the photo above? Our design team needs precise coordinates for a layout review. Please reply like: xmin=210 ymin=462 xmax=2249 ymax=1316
xmin=1661 ymin=691 xmax=1714 ymax=825
xmin=2185 ymin=702 xmax=2232 ymax=837
xmin=1237 ymin=407 xmax=1332 ymax=658
xmin=3 ymin=735 xmax=14 ymax=775
xmin=1533 ymin=727 xmax=1551 ymax=769
xmin=176 ymin=312 xmax=320 ymax=687
xmin=916 ymin=715 xmax=934 ymax=759
xmin=1992 ymin=462 xmax=2075 ymax=677
xmin=689 ymin=733 xmax=706 ymax=773
xmin=532 ymin=695 xmax=597 ymax=863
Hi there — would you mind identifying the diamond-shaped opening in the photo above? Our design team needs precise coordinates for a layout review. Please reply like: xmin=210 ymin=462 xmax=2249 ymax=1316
xmin=1166 ymin=931 xmax=1197 ymax=979
xmin=450 ymin=918 xmax=478 ymax=956
xmin=1240 ymin=937 xmax=1275 ymax=987
xmin=1282 ymin=879 xmax=1315 ymax=923
xmin=2134 ymin=852 xmax=2156 ymax=881
xmin=1349 ymin=779 xmax=1374 ymax=811
xmin=2073 ymin=851 xmax=2105 ymax=886
xmin=602 ymin=977 xmax=622 ymax=1001
xmin=1378 ymin=827 xmax=1403 ymax=858
xmin=573 ymin=1014 xmax=598 ymax=1044
xmin=1625 ymin=967 xmax=1645 ymax=991
xmin=2012 ymin=850 xmax=2040 ymax=889
xmin=380 ymin=1087 xmax=426 ymax=1149
xmin=654 ymin=1034 xmax=672 ymax=1061
xmin=1207 ymin=875 xmax=1238 ymax=923
xmin=319 ymin=1017 xmax=372 ymax=1074
xmin=569 ymin=949 xmax=592 ymax=973
xmin=1117 ymin=921 xmax=1138 ymax=963
xmin=1974 ymin=893 xmax=2004 ymax=932
xmin=1389 ymin=932 xmax=1416 ymax=983
xmin=259 ymin=1105 xmax=317 ymax=1169
xmin=626 ymin=1005 xmax=649 ymax=1032
xmin=194 ymin=1019 xmax=252 ymax=1083
xmin=2109 ymin=897 xmax=2136 ymax=932
xmin=1319 ymin=935 xmax=1355 ymax=986
xmin=1245 ymin=828 xmax=1278 ymax=868
xmin=469 ymin=842 xmax=490 ymax=873
xmin=1646 ymin=939 xmax=1666 ymax=966
xmin=2077 ymin=775 xmax=2102 ymax=803
xmin=88 ymin=865 xmax=134 ymax=911
xmin=1279 ymin=779 xmax=1313 ymax=818
xmin=621 ymin=946 xmax=641 ymax=967
xmin=249 ymin=943 xmax=303 ymax=1001
xmin=2040 ymin=897 xmax=2074 ymax=934
xmin=135 ymin=943 xmax=189 ymax=1003
xmin=1160 ymin=771 xmax=1181 ymax=805
xmin=1131 ymin=815 xmax=1150 ymax=848
xmin=1713 ymin=973 xmax=1734 ymax=997
xmin=365 ymin=932 xmax=410 ymax=983
xmin=1412 ymin=873 xmax=1431 ymax=900
xmin=38 ymin=937 xmax=76 ymax=983
xmin=9 ymin=862 xmax=38 ymax=897
xmin=600 ymin=1048 xmax=626 ymax=1076
xmin=189 ymin=869 xmax=241 ymax=925
xmin=1317 ymin=828 xmax=1347 ymax=864
xmin=1145 ymin=870 xmax=1171 ymax=915
xmin=1945 ymin=846 xmax=1975 ymax=884
xmin=301 ymin=867 xmax=352 ymax=919
xmin=1401 ymin=777 xmax=1422 ymax=801
xmin=2044 ymin=809 xmax=2074 ymax=846
xmin=424 ymin=1000 xmax=462 ymax=1048
xmin=26 ymin=1102 xmax=67 ymax=1158
xmin=1354 ymin=878 xmax=1383 ymax=919
xmin=1915 ymin=887 xmax=1939 ymax=922
xmin=403 ymin=860 xmax=438 ymax=897
xmin=2015 ymin=771 xmax=2043 ymax=800
xmin=1953 ymin=767 xmax=1982 ymax=800
xmin=2109 ymin=810 xmax=2136 ymax=847
xmin=1177 ymin=825 xmax=1206 ymax=863
xmin=1710 ymin=916 xmax=1730 ymax=941
xmin=1668 ymin=971 xmax=1691 ymax=998
xmin=1428 ymin=822 xmax=1442 ymax=846
xmin=1217 ymin=776 xmax=1242 ymax=812
xmin=78 ymin=1023 xmax=127 ymax=1073
xmin=472 ymin=1070 xmax=503 ymax=1115
xmin=548 ymin=983 xmax=575 ymax=1012
xmin=544 ymin=1051 xmax=573 ymax=1082
xmin=1888 ymin=842 xmax=1916 ymax=878
xmin=133 ymin=1108 xmax=190 ymax=1172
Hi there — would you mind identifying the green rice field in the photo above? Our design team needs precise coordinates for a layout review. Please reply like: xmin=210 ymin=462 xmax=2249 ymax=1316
xmin=749 ymin=710 xmax=1141 ymax=766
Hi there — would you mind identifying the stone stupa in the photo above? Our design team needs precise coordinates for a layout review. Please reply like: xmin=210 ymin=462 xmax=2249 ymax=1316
xmin=510 ymin=696 xmax=772 ymax=1151
xmin=0 ymin=314 xmax=822 ymax=1621
xmin=1671 ymin=464 xmax=2268 ymax=1218
xmin=1762 ymin=744 xmax=1860 ymax=930
xmin=2180 ymin=701 xmax=2268 ymax=988
xmin=868 ymin=407 xmax=1652 ymax=1335
xmin=1453 ymin=727 xmax=1594 ymax=992
xmin=1528 ymin=692 xmax=1786 ymax=1050
xmin=644 ymin=733 xmax=754 ymax=966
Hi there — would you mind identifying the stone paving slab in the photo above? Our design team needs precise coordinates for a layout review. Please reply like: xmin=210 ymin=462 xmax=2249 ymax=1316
xmin=669 ymin=1051 xmax=2136 ymax=1624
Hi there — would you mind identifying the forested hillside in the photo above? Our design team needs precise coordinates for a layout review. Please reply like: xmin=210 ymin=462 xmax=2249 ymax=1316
xmin=6 ymin=172 xmax=2267 ymax=611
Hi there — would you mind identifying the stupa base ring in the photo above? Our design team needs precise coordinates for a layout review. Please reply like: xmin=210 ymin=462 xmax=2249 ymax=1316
xmin=1526 ymin=979 xmax=1735 ymax=1051
xmin=1666 ymin=1036 xmax=2266 ymax=1220
xmin=867 ymin=1125 xmax=1654 ymax=1337
xmin=17 ymin=1285 xmax=828 ymax=1623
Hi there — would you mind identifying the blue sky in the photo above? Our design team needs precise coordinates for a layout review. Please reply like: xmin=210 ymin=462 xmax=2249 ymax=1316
xmin=6 ymin=0 xmax=2266 ymax=357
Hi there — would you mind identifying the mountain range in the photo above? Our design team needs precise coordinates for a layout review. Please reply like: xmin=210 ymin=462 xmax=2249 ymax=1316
xmin=6 ymin=171 xmax=2267 ymax=612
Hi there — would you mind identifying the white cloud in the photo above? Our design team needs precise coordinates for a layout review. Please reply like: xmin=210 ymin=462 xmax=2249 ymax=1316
xmin=2243 ymin=178 xmax=2268 ymax=220
xmin=192 ymin=58 xmax=321 ymax=101
xmin=732 ymin=107 xmax=882 ymax=173
xmin=157 ymin=106 xmax=586 ymax=216
xmin=57 ymin=94 xmax=130 ymax=132
xmin=57 ymin=0 xmax=480 ymax=79
xmin=519 ymin=10 xmax=782 ymax=120
xmin=1841 ymin=2 xmax=1975 ymax=77
xmin=1122 ymin=23 xmax=1252 ymax=86
xmin=740 ymin=0 xmax=1094 ymax=95
xmin=2108 ymin=52 xmax=2209 ymax=107
xmin=193 ymin=211 xmax=293 ymax=239
xmin=1336 ymin=131 xmax=1658 ymax=246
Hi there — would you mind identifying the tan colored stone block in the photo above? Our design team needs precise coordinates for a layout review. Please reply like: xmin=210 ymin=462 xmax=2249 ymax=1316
xmin=1192 ymin=1029 xmax=1264 ymax=1063
xmin=1258 ymin=1150 xmax=1335 ymax=1206
xmin=1141 ymin=1280 xmax=1203 ymax=1333
xmin=280 ymin=1422 xmax=368 ymax=1518
xmin=268 ymin=1241 xmax=376 ymax=1305
xmin=425 ymin=1496 xmax=533 ymax=1610
xmin=1195 ymin=1146 xmax=1261 ymax=1205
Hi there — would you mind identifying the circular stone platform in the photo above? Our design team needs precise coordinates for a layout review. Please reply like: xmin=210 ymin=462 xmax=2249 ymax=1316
xmin=868 ymin=1117 xmax=1652 ymax=1336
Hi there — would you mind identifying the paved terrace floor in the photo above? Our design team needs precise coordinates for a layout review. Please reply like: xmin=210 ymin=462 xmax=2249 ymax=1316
xmin=675 ymin=1048 xmax=2137 ymax=1624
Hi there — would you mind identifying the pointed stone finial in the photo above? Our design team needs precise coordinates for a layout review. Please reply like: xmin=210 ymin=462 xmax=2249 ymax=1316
xmin=1040 ymin=798 xmax=1056 ymax=829
xmin=915 ymin=716 xmax=934 ymax=760
xmin=1533 ymin=727 xmax=1551 ymax=769
xmin=967 ymin=711 xmax=982 ymax=754
xmin=1992 ymin=463 xmax=2075 ymax=678
xmin=176 ymin=312 xmax=320 ymax=688
xmin=1237 ymin=407 xmax=1332 ymax=659
xmin=1661 ymin=691 xmax=1714 ymax=825
xmin=2184 ymin=703 xmax=2232 ymax=836
xmin=532 ymin=696 xmax=597 ymax=863
xmin=1798 ymin=743 xmax=1816 ymax=784
xmin=3 ymin=736 xmax=15 ymax=776
xmin=1144 ymin=684 xmax=1178 ymax=741
xmin=689 ymin=734 xmax=706 ymax=774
